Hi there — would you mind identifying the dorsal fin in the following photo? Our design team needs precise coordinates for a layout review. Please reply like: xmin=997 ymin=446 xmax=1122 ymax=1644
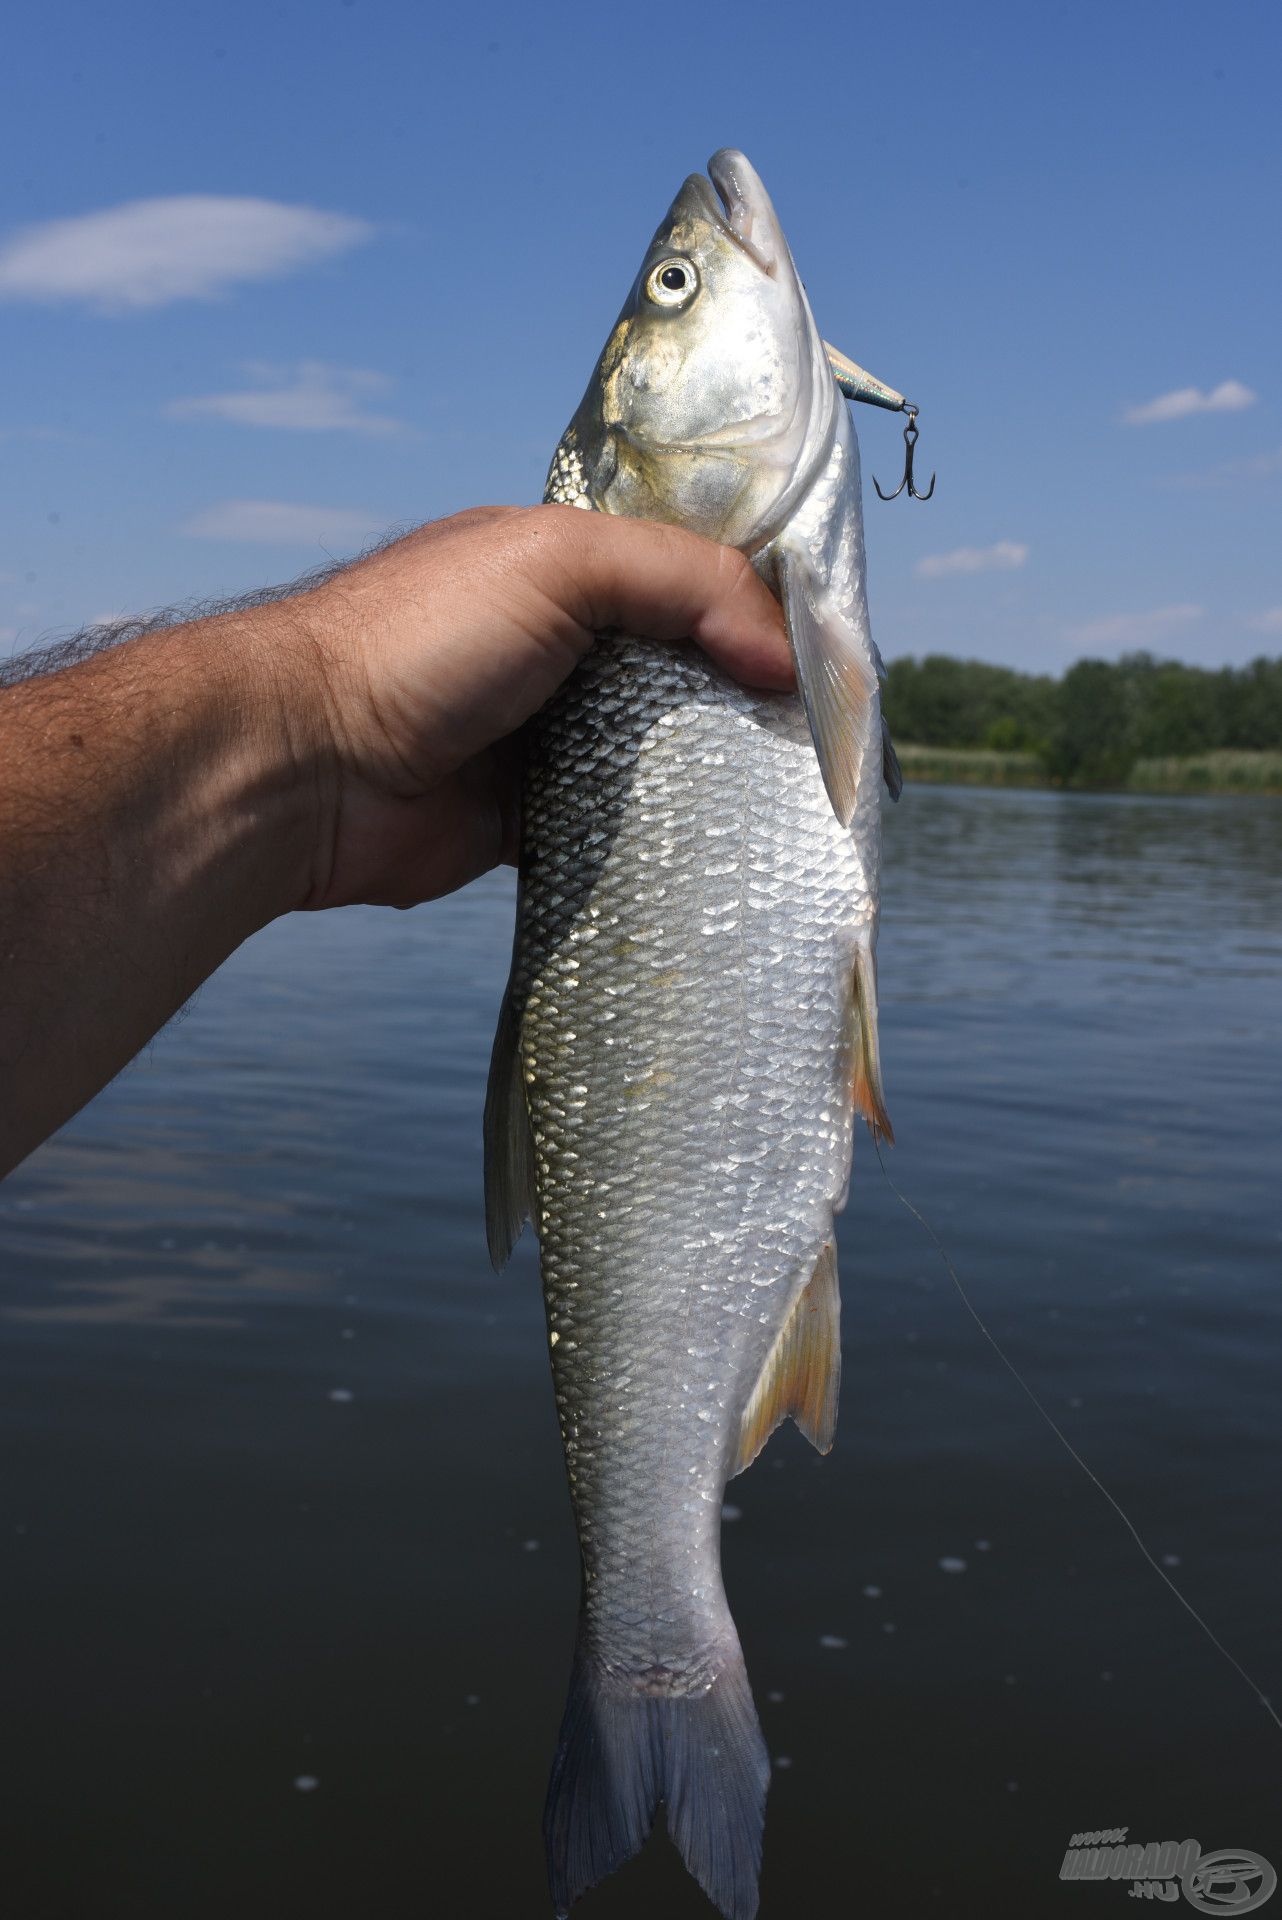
xmin=882 ymin=715 xmax=903 ymax=801
xmin=732 ymin=1240 xmax=841 ymax=1477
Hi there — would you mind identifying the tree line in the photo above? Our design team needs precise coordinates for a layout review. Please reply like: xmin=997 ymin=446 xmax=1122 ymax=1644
xmin=881 ymin=651 xmax=1282 ymax=786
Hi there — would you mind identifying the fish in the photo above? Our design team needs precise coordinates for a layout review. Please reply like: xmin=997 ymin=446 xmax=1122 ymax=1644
xmin=485 ymin=148 xmax=902 ymax=1919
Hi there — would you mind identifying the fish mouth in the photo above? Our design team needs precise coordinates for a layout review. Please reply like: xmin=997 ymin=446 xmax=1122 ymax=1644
xmin=688 ymin=148 xmax=780 ymax=276
xmin=632 ymin=414 xmax=798 ymax=459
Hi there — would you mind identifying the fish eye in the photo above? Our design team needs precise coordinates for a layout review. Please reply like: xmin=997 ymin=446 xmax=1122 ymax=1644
xmin=646 ymin=258 xmax=699 ymax=308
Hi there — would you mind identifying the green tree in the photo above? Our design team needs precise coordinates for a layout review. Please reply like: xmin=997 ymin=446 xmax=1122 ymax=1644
xmin=1041 ymin=660 xmax=1141 ymax=786
xmin=1213 ymin=656 xmax=1282 ymax=750
xmin=880 ymin=649 xmax=1282 ymax=769
xmin=883 ymin=655 xmax=1055 ymax=749
xmin=984 ymin=715 xmax=1030 ymax=751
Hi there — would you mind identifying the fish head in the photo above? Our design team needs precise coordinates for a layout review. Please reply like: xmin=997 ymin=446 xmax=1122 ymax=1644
xmin=566 ymin=150 xmax=838 ymax=552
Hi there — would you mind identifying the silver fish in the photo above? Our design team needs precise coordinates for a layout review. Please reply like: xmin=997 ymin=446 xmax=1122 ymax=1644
xmin=485 ymin=150 xmax=901 ymax=1919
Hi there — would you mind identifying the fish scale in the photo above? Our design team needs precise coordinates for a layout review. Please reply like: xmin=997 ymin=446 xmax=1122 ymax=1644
xmin=522 ymin=637 xmax=862 ymax=1619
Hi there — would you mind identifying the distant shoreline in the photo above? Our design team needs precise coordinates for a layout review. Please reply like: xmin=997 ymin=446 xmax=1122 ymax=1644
xmin=897 ymin=744 xmax=1282 ymax=797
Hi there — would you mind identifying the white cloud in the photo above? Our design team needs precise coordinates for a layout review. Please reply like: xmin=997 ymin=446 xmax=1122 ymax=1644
xmin=181 ymin=499 xmax=385 ymax=547
xmin=1165 ymin=443 xmax=1282 ymax=489
xmin=916 ymin=540 xmax=1028 ymax=579
xmin=167 ymin=361 xmax=404 ymax=435
xmin=1065 ymin=604 xmax=1204 ymax=650
xmin=0 ymin=197 xmax=372 ymax=312
xmin=1246 ymin=606 xmax=1282 ymax=635
xmin=1123 ymin=380 xmax=1257 ymax=426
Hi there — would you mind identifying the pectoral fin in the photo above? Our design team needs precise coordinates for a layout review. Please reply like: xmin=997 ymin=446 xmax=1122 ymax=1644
xmin=852 ymin=942 xmax=894 ymax=1144
xmin=732 ymin=1240 xmax=841 ymax=1477
xmin=777 ymin=543 xmax=878 ymax=828
xmin=483 ymin=985 xmax=536 ymax=1269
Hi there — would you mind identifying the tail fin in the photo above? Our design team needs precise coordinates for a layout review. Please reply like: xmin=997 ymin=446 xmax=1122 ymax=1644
xmin=543 ymin=1627 xmax=769 ymax=1920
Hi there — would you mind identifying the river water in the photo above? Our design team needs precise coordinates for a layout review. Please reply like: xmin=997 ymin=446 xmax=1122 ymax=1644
xmin=2 ymin=786 xmax=1279 ymax=1915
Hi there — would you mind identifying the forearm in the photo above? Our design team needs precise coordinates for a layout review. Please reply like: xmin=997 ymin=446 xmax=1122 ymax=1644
xmin=0 ymin=507 xmax=792 ymax=1179
xmin=0 ymin=606 xmax=321 ymax=1176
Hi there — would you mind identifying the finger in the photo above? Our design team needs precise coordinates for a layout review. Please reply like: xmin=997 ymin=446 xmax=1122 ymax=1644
xmin=532 ymin=507 xmax=794 ymax=692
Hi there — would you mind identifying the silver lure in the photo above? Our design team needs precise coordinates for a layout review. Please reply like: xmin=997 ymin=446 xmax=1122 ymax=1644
xmin=485 ymin=150 xmax=901 ymax=1920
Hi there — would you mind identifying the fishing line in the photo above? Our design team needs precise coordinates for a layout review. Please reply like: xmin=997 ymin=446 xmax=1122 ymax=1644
xmin=872 ymin=1140 xmax=1281 ymax=1736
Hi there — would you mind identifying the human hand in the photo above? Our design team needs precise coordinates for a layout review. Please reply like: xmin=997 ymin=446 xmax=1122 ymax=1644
xmin=283 ymin=506 xmax=793 ymax=910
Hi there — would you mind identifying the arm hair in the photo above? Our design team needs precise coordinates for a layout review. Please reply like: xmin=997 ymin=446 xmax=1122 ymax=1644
xmin=0 ymin=526 xmax=415 ymax=690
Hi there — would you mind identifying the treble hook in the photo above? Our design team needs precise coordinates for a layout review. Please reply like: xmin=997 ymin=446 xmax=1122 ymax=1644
xmin=873 ymin=406 xmax=935 ymax=502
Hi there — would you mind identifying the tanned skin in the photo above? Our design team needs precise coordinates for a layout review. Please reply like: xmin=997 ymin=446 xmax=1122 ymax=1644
xmin=0 ymin=505 xmax=791 ymax=1178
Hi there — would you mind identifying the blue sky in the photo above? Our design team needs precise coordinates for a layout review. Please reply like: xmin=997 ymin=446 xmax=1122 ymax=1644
xmin=2 ymin=0 xmax=1279 ymax=673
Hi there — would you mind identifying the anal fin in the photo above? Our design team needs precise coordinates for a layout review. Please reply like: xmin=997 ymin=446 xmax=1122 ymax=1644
xmin=732 ymin=1240 xmax=841 ymax=1477
xmin=483 ymin=984 xmax=536 ymax=1269
xmin=852 ymin=942 xmax=894 ymax=1145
